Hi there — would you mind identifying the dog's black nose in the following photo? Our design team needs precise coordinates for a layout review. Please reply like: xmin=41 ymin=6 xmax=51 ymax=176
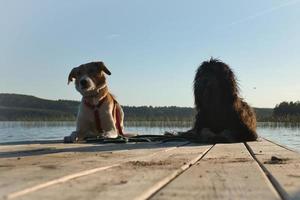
xmin=80 ymin=79 xmax=88 ymax=87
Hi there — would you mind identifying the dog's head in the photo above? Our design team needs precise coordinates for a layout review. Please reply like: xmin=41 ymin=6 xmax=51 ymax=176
xmin=68 ymin=61 xmax=111 ymax=96
xmin=194 ymin=58 xmax=239 ymax=110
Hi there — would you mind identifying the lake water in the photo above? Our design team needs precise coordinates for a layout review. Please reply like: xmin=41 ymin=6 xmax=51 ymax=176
xmin=0 ymin=121 xmax=299 ymax=152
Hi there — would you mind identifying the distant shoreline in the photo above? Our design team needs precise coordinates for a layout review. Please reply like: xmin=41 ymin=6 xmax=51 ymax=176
xmin=1 ymin=93 xmax=300 ymax=122
xmin=0 ymin=118 xmax=281 ymax=122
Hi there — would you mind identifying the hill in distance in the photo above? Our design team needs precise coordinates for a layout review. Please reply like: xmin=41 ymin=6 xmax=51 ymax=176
xmin=0 ymin=93 xmax=273 ymax=121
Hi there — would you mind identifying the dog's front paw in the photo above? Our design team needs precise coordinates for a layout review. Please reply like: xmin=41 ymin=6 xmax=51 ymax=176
xmin=219 ymin=129 xmax=236 ymax=142
xmin=64 ymin=131 xmax=78 ymax=143
xmin=199 ymin=128 xmax=216 ymax=142
xmin=164 ymin=131 xmax=178 ymax=136
xmin=103 ymin=130 xmax=118 ymax=139
xmin=201 ymin=128 xmax=215 ymax=137
xmin=165 ymin=129 xmax=196 ymax=137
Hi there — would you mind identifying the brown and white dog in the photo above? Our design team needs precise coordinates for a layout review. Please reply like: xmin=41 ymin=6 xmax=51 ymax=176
xmin=64 ymin=61 xmax=124 ymax=143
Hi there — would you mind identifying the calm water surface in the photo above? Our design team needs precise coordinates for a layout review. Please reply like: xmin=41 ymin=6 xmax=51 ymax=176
xmin=0 ymin=121 xmax=299 ymax=151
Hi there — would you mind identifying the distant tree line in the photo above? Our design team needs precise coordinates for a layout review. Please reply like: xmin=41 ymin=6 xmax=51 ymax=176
xmin=0 ymin=94 xmax=196 ymax=121
xmin=123 ymin=106 xmax=195 ymax=121
xmin=2 ymin=93 xmax=299 ymax=122
xmin=272 ymin=101 xmax=300 ymax=122
xmin=0 ymin=94 xmax=78 ymax=121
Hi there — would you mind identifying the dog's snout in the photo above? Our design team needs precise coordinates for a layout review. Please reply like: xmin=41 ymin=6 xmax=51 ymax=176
xmin=80 ymin=79 xmax=88 ymax=87
xmin=77 ymin=76 xmax=96 ymax=92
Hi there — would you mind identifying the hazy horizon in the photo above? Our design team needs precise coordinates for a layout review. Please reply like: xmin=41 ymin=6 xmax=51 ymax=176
xmin=1 ymin=0 xmax=300 ymax=108
xmin=0 ymin=92 xmax=278 ymax=109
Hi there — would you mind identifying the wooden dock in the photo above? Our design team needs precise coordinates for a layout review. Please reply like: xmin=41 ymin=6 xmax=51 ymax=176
xmin=0 ymin=138 xmax=299 ymax=200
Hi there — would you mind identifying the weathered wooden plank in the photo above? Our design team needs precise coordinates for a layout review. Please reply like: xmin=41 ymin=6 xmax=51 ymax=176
xmin=0 ymin=142 xmax=173 ymax=158
xmin=246 ymin=138 xmax=300 ymax=200
xmin=7 ymin=144 xmax=212 ymax=200
xmin=151 ymin=143 xmax=280 ymax=200
xmin=0 ymin=142 xmax=186 ymax=199
xmin=0 ymin=139 xmax=163 ymax=153
xmin=0 ymin=142 xmax=93 ymax=152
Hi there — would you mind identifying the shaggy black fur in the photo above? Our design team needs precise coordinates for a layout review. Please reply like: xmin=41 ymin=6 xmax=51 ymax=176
xmin=185 ymin=58 xmax=257 ymax=143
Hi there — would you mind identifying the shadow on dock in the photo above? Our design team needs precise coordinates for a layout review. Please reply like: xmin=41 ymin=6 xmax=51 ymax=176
xmin=0 ymin=140 xmax=197 ymax=159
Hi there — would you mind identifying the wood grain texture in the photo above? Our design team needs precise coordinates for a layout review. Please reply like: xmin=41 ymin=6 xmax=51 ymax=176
xmin=1 ymin=139 xmax=299 ymax=200
xmin=151 ymin=143 xmax=280 ymax=200
xmin=9 ymin=144 xmax=212 ymax=200
xmin=0 ymin=142 xmax=186 ymax=199
xmin=247 ymin=139 xmax=300 ymax=200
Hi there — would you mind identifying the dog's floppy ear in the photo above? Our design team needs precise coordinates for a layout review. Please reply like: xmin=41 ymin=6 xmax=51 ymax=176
xmin=68 ymin=67 xmax=78 ymax=84
xmin=96 ymin=61 xmax=111 ymax=75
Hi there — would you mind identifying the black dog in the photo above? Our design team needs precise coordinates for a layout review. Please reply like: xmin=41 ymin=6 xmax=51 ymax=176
xmin=179 ymin=58 xmax=257 ymax=143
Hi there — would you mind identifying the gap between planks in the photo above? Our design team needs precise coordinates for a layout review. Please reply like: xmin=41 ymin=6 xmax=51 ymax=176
xmin=245 ymin=142 xmax=289 ymax=200
xmin=134 ymin=145 xmax=214 ymax=200
xmin=245 ymin=138 xmax=300 ymax=200
xmin=5 ymin=142 xmax=190 ymax=199
xmin=261 ymin=137 xmax=297 ymax=153
xmin=150 ymin=142 xmax=282 ymax=200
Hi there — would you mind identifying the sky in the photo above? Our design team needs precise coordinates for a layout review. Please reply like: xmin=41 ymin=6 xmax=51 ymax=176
xmin=0 ymin=0 xmax=300 ymax=108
